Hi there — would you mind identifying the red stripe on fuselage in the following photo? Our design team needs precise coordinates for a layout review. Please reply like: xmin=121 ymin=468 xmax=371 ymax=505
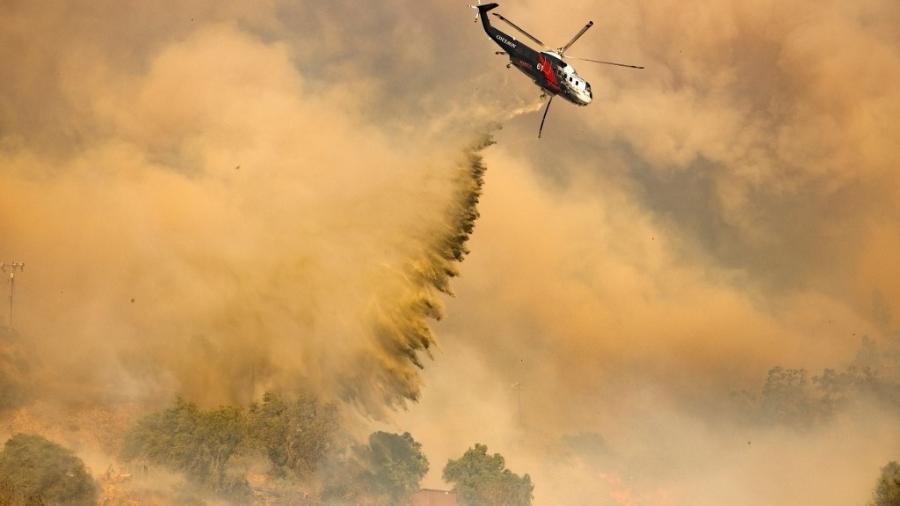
xmin=539 ymin=55 xmax=560 ymax=92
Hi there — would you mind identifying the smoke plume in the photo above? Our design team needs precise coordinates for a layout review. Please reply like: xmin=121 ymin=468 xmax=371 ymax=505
xmin=3 ymin=0 xmax=900 ymax=504
xmin=0 ymin=14 xmax=497 ymax=419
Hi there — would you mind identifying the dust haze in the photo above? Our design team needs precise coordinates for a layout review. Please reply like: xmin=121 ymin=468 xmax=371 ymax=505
xmin=2 ymin=0 xmax=900 ymax=505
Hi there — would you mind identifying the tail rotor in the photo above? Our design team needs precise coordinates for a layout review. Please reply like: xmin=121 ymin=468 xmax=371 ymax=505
xmin=470 ymin=0 xmax=482 ymax=22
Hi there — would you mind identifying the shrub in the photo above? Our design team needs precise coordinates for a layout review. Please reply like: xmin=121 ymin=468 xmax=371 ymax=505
xmin=0 ymin=433 xmax=97 ymax=505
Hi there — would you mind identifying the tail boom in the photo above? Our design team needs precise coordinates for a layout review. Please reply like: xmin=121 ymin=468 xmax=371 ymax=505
xmin=477 ymin=3 xmax=500 ymax=31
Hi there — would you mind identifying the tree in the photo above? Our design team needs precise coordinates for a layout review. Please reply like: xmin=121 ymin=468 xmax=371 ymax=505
xmin=0 ymin=433 xmax=97 ymax=505
xmin=759 ymin=367 xmax=822 ymax=427
xmin=366 ymin=432 xmax=429 ymax=502
xmin=246 ymin=391 xmax=340 ymax=479
xmin=323 ymin=431 xmax=428 ymax=505
xmin=121 ymin=393 xmax=343 ymax=499
xmin=443 ymin=444 xmax=533 ymax=506
xmin=121 ymin=398 xmax=250 ymax=496
xmin=872 ymin=461 xmax=900 ymax=506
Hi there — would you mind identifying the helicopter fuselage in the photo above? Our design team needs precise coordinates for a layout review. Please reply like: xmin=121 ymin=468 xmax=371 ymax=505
xmin=478 ymin=3 xmax=592 ymax=106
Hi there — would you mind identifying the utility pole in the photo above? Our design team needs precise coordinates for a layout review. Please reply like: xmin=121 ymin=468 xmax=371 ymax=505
xmin=1 ymin=262 xmax=25 ymax=330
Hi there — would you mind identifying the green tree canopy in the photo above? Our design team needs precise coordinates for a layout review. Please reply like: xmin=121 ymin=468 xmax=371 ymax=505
xmin=121 ymin=393 xmax=342 ymax=498
xmin=0 ymin=433 xmax=97 ymax=505
xmin=872 ymin=461 xmax=900 ymax=506
xmin=246 ymin=391 xmax=340 ymax=478
xmin=366 ymin=431 xmax=429 ymax=502
xmin=443 ymin=443 xmax=533 ymax=506
xmin=323 ymin=431 xmax=429 ymax=505
xmin=121 ymin=398 xmax=250 ymax=496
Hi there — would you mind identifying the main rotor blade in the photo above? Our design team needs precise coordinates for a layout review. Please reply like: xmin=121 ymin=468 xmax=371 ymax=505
xmin=491 ymin=12 xmax=546 ymax=48
xmin=567 ymin=56 xmax=644 ymax=69
xmin=538 ymin=96 xmax=554 ymax=139
xmin=559 ymin=21 xmax=593 ymax=55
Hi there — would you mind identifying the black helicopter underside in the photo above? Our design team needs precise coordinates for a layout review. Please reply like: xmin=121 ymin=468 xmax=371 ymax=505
xmin=482 ymin=17 xmax=580 ymax=105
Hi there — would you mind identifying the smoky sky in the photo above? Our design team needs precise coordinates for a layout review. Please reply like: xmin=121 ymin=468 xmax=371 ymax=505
xmin=2 ymin=0 xmax=900 ymax=504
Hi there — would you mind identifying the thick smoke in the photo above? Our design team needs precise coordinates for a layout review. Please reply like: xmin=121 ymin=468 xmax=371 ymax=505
xmin=0 ymin=17 xmax=495 ymax=420
xmin=3 ymin=0 xmax=900 ymax=504
xmin=378 ymin=1 xmax=900 ymax=505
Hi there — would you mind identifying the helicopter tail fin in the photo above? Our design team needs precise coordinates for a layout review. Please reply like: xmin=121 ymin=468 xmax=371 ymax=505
xmin=474 ymin=3 xmax=500 ymax=29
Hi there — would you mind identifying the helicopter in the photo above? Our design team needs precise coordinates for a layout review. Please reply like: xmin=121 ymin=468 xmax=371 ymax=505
xmin=472 ymin=2 xmax=643 ymax=138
